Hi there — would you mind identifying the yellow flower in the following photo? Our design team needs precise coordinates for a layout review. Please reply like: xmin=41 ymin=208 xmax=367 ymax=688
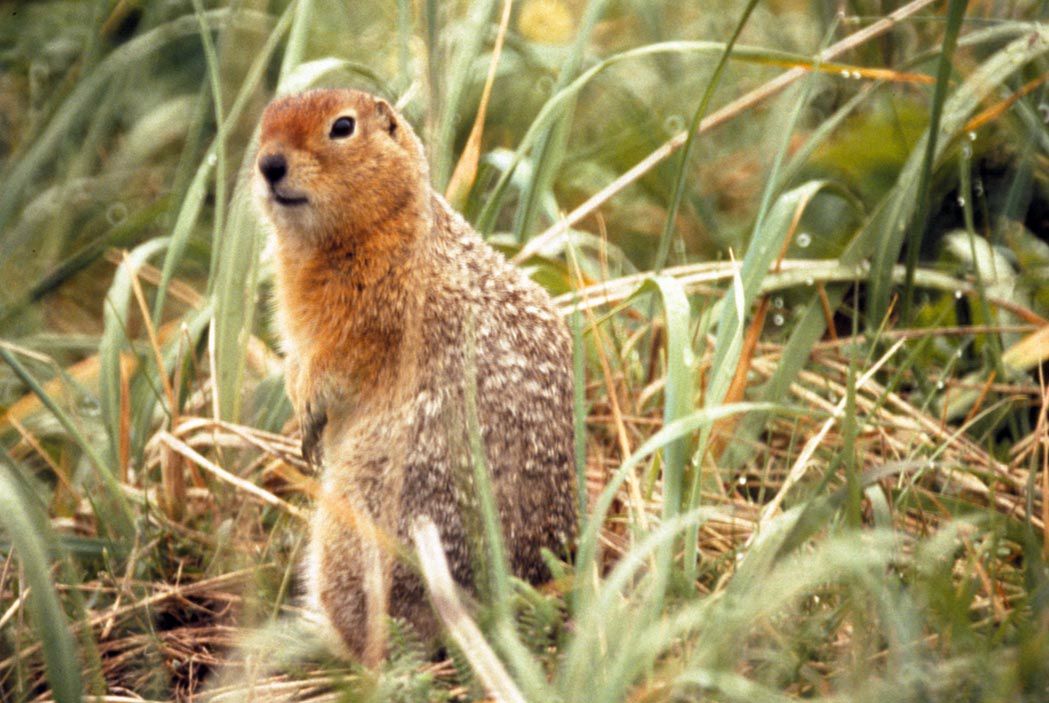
xmin=518 ymin=0 xmax=575 ymax=44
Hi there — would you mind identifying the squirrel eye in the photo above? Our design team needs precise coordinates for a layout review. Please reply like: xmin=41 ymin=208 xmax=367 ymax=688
xmin=329 ymin=116 xmax=356 ymax=139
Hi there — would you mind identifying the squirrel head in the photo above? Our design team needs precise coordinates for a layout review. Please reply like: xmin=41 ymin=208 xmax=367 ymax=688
xmin=254 ymin=89 xmax=429 ymax=243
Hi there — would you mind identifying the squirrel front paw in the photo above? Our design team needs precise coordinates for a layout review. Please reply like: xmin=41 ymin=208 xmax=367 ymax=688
xmin=285 ymin=357 xmax=327 ymax=466
xmin=302 ymin=399 xmax=329 ymax=467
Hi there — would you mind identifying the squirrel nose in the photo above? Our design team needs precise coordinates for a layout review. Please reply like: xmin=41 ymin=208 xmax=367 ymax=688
xmin=259 ymin=153 xmax=287 ymax=184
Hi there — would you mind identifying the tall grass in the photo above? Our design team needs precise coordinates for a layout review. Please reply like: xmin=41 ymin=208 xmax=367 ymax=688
xmin=2 ymin=1 xmax=1049 ymax=701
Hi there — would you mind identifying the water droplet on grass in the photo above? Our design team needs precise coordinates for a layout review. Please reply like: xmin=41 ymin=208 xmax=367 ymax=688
xmin=663 ymin=114 xmax=685 ymax=134
xmin=107 ymin=202 xmax=128 ymax=226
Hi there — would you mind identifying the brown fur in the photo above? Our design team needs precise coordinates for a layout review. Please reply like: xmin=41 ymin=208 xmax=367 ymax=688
xmin=253 ymin=89 xmax=576 ymax=663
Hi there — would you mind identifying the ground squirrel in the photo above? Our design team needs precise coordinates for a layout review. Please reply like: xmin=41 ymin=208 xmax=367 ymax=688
xmin=253 ymin=89 xmax=576 ymax=662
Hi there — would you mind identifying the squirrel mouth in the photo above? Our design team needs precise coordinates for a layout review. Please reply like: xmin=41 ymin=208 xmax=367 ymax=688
xmin=270 ymin=186 xmax=309 ymax=207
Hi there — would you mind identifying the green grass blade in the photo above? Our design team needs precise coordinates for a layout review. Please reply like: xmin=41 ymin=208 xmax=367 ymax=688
xmin=696 ymin=180 xmax=829 ymax=421
xmin=192 ymin=0 xmax=229 ymax=276
xmin=0 ymin=346 xmax=133 ymax=538
xmin=155 ymin=6 xmax=294 ymax=320
xmin=130 ymin=304 xmax=214 ymax=463
xmin=564 ymin=401 xmax=790 ymax=691
xmin=511 ymin=0 xmax=611 ymax=241
xmin=691 ymin=25 xmax=1049 ymax=528
xmin=205 ymin=4 xmax=302 ymax=421
xmin=571 ymin=305 xmax=588 ymax=521
xmin=152 ymin=158 xmax=210 ymax=321
xmin=210 ymin=190 xmax=265 ymax=421
xmin=397 ymin=0 xmax=412 ymax=88
xmin=431 ymin=0 xmax=498 ymax=190
xmin=0 ymin=198 xmax=169 ymax=328
xmin=898 ymin=0 xmax=967 ymax=324
xmin=424 ymin=0 xmax=441 ymax=145
xmin=99 ymin=237 xmax=171 ymax=467
xmin=648 ymin=276 xmax=693 ymax=520
xmin=565 ymin=508 xmax=726 ymax=702
xmin=461 ymin=325 xmax=553 ymax=701
xmin=653 ymin=0 xmax=759 ymax=272
xmin=0 ymin=8 xmax=257 ymax=240
xmin=701 ymin=154 xmax=826 ymax=413
xmin=672 ymin=669 xmax=797 ymax=703
xmin=868 ymin=18 xmax=1046 ymax=328
xmin=475 ymin=38 xmax=864 ymax=237
xmin=640 ymin=276 xmax=693 ymax=612
xmin=0 ymin=448 xmax=84 ymax=703
xmin=464 ymin=328 xmax=511 ymax=616
xmin=279 ymin=0 xmax=313 ymax=83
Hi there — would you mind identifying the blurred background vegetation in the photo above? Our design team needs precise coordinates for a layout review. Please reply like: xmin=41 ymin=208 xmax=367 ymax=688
xmin=2 ymin=0 xmax=1049 ymax=700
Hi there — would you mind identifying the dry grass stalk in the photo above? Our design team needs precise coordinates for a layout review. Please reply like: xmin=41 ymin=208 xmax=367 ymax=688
xmin=411 ymin=517 xmax=527 ymax=703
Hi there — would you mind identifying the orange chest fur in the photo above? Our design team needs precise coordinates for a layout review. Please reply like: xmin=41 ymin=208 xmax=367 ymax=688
xmin=276 ymin=250 xmax=411 ymax=386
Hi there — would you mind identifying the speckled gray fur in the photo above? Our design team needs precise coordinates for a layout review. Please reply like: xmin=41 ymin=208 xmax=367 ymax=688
xmin=306 ymin=193 xmax=576 ymax=651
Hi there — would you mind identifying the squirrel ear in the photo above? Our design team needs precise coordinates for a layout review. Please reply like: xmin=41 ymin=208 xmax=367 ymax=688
xmin=374 ymin=99 xmax=398 ymax=136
